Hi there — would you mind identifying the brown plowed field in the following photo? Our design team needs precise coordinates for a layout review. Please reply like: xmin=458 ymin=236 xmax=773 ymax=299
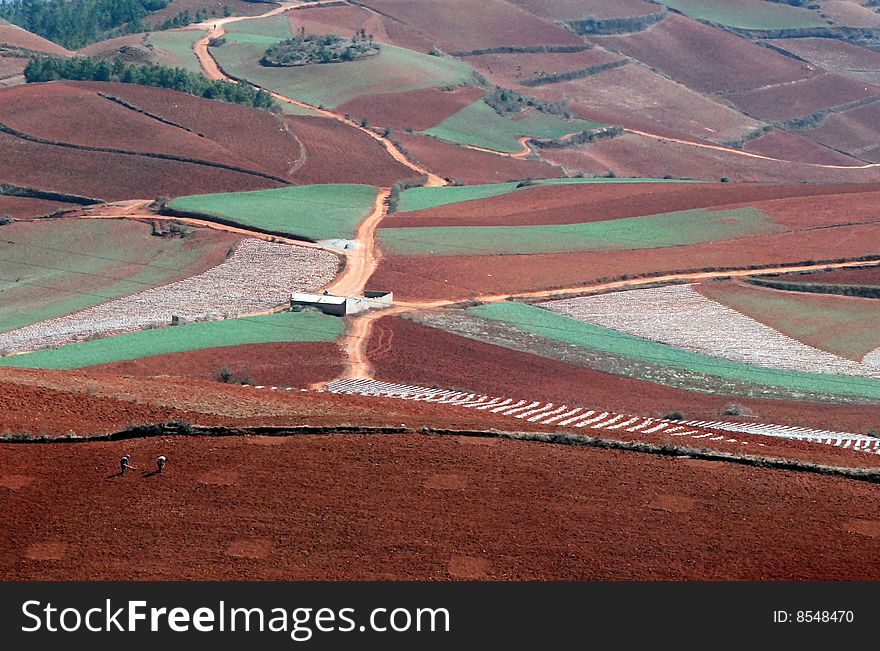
xmin=0 ymin=21 xmax=70 ymax=55
xmin=358 ymin=0 xmax=583 ymax=52
xmin=0 ymin=196 xmax=78 ymax=218
xmin=146 ymin=0 xmax=275 ymax=25
xmin=752 ymin=189 xmax=880 ymax=229
xmin=369 ymin=223 xmax=880 ymax=300
xmin=531 ymin=63 xmax=763 ymax=143
xmin=369 ymin=316 xmax=880 ymax=462
xmin=3 ymin=432 xmax=879 ymax=580
xmin=770 ymin=37 xmax=880 ymax=84
xmin=744 ymin=129 xmax=861 ymax=166
xmin=0 ymin=82 xmax=283 ymax=176
xmin=510 ymin=0 xmax=659 ymax=20
xmin=769 ymin=266 xmax=880 ymax=286
xmin=335 ymin=86 xmax=485 ymax=132
xmin=75 ymin=81 xmax=305 ymax=180
xmin=462 ymin=48 xmax=625 ymax=88
xmin=806 ymin=101 xmax=880 ymax=159
xmin=90 ymin=342 xmax=346 ymax=388
xmin=820 ymin=0 xmax=880 ymax=28
xmin=593 ymin=14 xmax=811 ymax=94
xmin=0 ymin=56 xmax=26 ymax=79
xmin=0 ymin=131 xmax=284 ymax=201
xmin=541 ymin=132 xmax=880 ymax=183
xmin=397 ymin=132 xmax=563 ymax=184
xmin=728 ymin=74 xmax=880 ymax=122
xmin=385 ymin=182 xmax=880 ymax=228
xmin=285 ymin=115 xmax=416 ymax=185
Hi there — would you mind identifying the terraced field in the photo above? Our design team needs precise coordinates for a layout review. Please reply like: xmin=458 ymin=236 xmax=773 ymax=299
xmin=0 ymin=239 xmax=337 ymax=355
xmin=169 ymin=184 xmax=378 ymax=240
xmin=657 ymin=0 xmax=827 ymax=29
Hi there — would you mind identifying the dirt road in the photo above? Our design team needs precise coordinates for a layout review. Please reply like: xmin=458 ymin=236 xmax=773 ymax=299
xmin=325 ymin=188 xmax=390 ymax=297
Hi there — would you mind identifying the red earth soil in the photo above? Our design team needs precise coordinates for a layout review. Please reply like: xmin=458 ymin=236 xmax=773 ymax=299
xmin=592 ymin=14 xmax=812 ymax=94
xmin=750 ymin=189 xmax=880 ymax=229
xmin=727 ymin=74 xmax=880 ymax=122
xmin=530 ymin=63 xmax=762 ymax=143
xmin=0 ymin=56 xmax=26 ymax=79
xmin=768 ymin=37 xmax=880 ymax=81
xmin=806 ymin=101 xmax=880 ymax=162
xmin=541 ymin=132 xmax=880 ymax=183
xmin=369 ymin=316 xmax=880 ymax=463
xmin=78 ymin=33 xmax=198 ymax=70
xmin=335 ymin=86 xmax=485 ymax=132
xmin=145 ymin=0 xmax=275 ymax=25
xmin=0 ymin=21 xmax=70 ymax=55
xmin=3 ymin=432 xmax=879 ymax=580
xmin=462 ymin=48 xmax=625 ymax=88
xmin=509 ymin=0 xmax=659 ymax=20
xmin=397 ymin=132 xmax=563 ymax=184
xmin=0 ymin=196 xmax=78 ymax=219
xmin=75 ymin=81 xmax=305 ymax=181
xmin=0 ymin=131 xmax=284 ymax=201
xmin=358 ymin=0 xmax=583 ymax=52
xmin=285 ymin=115 xmax=416 ymax=186
xmin=0 ymin=82 xmax=289 ymax=177
xmin=744 ymin=129 xmax=861 ymax=166
xmin=767 ymin=266 xmax=880 ymax=286
xmin=368 ymin=223 xmax=880 ymax=300
xmin=384 ymin=182 xmax=880 ymax=228
xmin=90 ymin=342 xmax=346 ymax=388
xmin=820 ymin=0 xmax=880 ymax=28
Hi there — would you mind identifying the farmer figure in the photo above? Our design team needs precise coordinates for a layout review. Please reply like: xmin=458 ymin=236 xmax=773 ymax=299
xmin=120 ymin=454 xmax=131 ymax=476
xmin=157 ymin=455 xmax=167 ymax=474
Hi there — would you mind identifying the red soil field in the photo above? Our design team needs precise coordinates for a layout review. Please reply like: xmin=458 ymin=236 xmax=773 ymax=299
xmin=752 ymin=189 xmax=880 ymax=229
xmin=820 ymin=0 xmax=880 ymax=28
xmin=3 ymin=432 xmax=879 ymax=580
xmin=358 ymin=0 xmax=583 ymax=52
xmin=510 ymin=0 xmax=659 ymax=20
xmin=806 ymin=101 xmax=880 ymax=160
xmin=397 ymin=132 xmax=563 ymax=184
xmin=0 ymin=196 xmax=78 ymax=219
xmin=335 ymin=86 xmax=485 ymax=132
xmin=91 ymin=342 xmax=346 ymax=388
xmin=728 ymin=74 xmax=880 ymax=122
xmin=530 ymin=63 xmax=763 ymax=143
xmin=0 ymin=83 xmax=286 ymax=177
xmin=146 ymin=0 xmax=274 ymax=25
xmin=593 ymin=14 xmax=811 ymax=94
xmin=765 ymin=265 xmax=880 ymax=286
xmin=285 ymin=115 xmax=415 ymax=185
xmin=369 ymin=223 xmax=880 ymax=300
xmin=541 ymin=132 xmax=880 ymax=183
xmin=369 ymin=316 xmax=880 ymax=456
xmin=0 ymin=21 xmax=70 ymax=55
xmin=770 ymin=37 xmax=880 ymax=83
xmin=76 ymin=81 xmax=305 ymax=181
xmin=744 ymin=129 xmax=861 ymax=166
xmin=0 ymin=56 xmax=26 ymax=79
xmin=385 ymin=181 xmax=879 ymax=228
xmin=462 ymin=48 xmax=624 ymax=88
xmin=0 ymin=131 xmax=284 ymax=201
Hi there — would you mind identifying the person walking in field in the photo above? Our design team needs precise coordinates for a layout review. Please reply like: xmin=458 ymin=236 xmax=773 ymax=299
xmin=120 ymin=454 xmax=133 ymax=476
xmin=156 ymin=455 xmax=167 ymax=474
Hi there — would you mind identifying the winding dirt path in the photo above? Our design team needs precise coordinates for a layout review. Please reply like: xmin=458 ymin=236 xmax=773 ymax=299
xmin=325 ymin=188 xmax=390 ymax=297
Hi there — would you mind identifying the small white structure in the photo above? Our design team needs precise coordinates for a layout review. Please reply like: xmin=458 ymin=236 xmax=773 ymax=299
xmin=291 ymin=290 xmax=393 ymax=316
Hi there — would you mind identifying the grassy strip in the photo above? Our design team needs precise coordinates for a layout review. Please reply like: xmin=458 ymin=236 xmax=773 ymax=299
xmin=380 ymin=207 xmax=781 ymax=256
xmin=144 ymin=30 xmax=204 ymax=73
xmin=396 ymin=177 xmax=694 ymax=213
xmin=747 ymin=277 xmax=880 ymax=299
xmin=0 ymin=310 xmax=344 ymax=370
xmin=468 ymin=301 xmax=880 ymax=400
xmin=658 ymin=0 xmax=826 ymax=29
xmin=168 ymin=184 xmax=378 ymax=241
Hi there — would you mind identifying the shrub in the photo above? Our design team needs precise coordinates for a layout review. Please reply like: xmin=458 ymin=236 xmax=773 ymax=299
xmin=0 ymin=214 xmax=12 ymax=225
xmin=664 ymin=411 xmax=685 ymax=421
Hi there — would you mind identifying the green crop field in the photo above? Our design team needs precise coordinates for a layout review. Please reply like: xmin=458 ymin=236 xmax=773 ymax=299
xmin=145 ymin=30 xmax=205 ymax=73
xmin=469 ymin=302 xmax=880 ymax=400
xmin=0 ymin=310 xmax=344 ymax=370
xmin=224 ymin=13 xmax=294 ymax=41
xmin=0 ymin=220 xmax=233 ymax=334
xmin=380 ymin=207 xmax=782 ymax=256
xmin=423 ymin=100 xmax=603 ymax=153
xmin=169 ymin=184 xmax=378 ymax=241
xmin=699 ymin=282 xmax=880 ymax=361
xmin=211 ymin=40 xmax=472 ymax=108
xmin=658 ymin=0 xmax=826 ymax=29
xmin=396 ymin=177 xmax=695 ymax=213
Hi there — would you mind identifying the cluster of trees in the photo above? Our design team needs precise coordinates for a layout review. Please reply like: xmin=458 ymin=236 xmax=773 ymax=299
xmin=24 ymin=56 xmax=277 ymax=110
xmin=484 ymin=86 xmax=571 ymax=119
xmin=261 ymin=28 xmax=378 ymax=66
xmin=0 ymin=0 xmax=170 ymax=50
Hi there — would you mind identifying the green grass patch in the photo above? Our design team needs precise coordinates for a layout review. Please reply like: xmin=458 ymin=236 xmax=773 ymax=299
xmin=169 ymin=184 xmax=378 ymax=241
xmin=699 ymin=282 xmax=880 ymax=361
xmin=0 ymin=310 xmax=343 ymax=370
xmin=658 ymin=0 xmax=826 ymax=29
xmin=145 ymin=30 xmax=204 ymax=73
xmin=211 ymin=40 xmax=472 ymax=108
xmin=396 ymin=177 xmax=696 ymax=213
xmin=423 ymin=100 xmax=603 ymax=153
xmin=469 ymin=301 xmax=880 ymax=400
xmin=380 ymin=207 xmax=782 ymax=256
xmin=0 ymin=220 xmax=231 ymax=334
xmin=224 ymin=14 xmax=293 ymax=41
